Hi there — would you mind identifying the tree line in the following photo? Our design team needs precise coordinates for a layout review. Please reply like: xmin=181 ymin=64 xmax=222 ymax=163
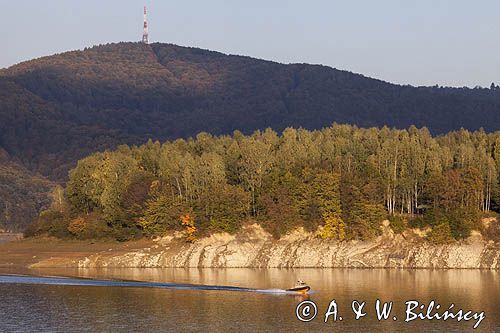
xmin=26 ymin=124 xmax=500 ymax=243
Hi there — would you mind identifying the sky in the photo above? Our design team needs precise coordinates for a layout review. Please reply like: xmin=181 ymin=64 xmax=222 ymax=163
xmin=1 ymin=0 xmax=499 ymax=87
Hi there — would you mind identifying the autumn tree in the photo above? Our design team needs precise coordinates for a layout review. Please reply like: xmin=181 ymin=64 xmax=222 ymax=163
xmin=181 ymin=214 xmax=197 ymax=242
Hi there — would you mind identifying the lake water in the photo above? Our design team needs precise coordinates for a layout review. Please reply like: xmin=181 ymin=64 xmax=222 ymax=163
xmin=0 ymin=268 xmax=498 ymax=332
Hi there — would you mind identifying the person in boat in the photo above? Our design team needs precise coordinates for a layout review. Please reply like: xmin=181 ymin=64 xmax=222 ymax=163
xmin=286 ymin=280 xmax=311 ymax=293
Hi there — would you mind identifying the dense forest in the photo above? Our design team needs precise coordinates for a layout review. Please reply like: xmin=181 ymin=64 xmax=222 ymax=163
xmin=2 ymin=42 xmax=500 ymax=231
xmin=27 ymin=125 xmax=500 ymax=243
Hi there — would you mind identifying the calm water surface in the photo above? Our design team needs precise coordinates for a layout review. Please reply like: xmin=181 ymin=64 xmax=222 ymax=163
xmin=0 ymin=268 xmax=498 ymax=332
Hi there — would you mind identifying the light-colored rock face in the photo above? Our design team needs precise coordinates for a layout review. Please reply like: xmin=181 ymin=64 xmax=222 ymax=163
xmin=52 ymin=223 xmax=499 ymax=270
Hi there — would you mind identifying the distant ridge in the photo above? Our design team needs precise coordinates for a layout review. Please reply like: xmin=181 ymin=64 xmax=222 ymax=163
xmin=0 ymin=42 xmax=499 ymax=181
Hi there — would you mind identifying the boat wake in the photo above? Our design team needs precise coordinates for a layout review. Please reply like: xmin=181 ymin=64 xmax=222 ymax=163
xmin=0 ymin=274 xmax=309 ymax=295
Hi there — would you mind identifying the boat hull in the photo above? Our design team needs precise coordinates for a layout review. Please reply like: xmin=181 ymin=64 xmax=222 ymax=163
xmin=286 ymin=286 xmax=310 ymax=293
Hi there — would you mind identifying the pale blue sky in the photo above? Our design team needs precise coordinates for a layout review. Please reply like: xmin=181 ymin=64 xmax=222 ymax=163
xmin=1 ymin=0 xmax=499 ymax=87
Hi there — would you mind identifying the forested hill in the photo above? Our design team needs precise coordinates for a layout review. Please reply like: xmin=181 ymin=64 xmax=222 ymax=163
xmin=0 ymin=148 xmax=54 ymax=231
xmin=1 ymin=42 xmax=500 ymax=181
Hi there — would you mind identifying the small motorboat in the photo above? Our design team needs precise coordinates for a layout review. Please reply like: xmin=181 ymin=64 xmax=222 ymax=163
xmin=286 ymin=280 xmax=311 ymax=293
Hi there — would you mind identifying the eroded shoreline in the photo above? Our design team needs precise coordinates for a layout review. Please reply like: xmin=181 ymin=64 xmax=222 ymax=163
xmin=2 ymin=223 xmax=496 ymax=270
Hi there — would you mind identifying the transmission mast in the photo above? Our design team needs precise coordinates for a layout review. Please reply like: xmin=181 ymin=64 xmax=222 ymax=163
xmin=142 ymin=5 xmax=149 ymax=44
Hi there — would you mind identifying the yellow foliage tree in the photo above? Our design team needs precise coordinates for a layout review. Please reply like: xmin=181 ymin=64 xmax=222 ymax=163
xmin=319 ymin=213 xmax=346 ymax=241
xmin=181 ymin=214 xmax=197 ymax=242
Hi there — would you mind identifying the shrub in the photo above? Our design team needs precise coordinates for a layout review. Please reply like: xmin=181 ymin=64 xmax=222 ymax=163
xmin=319 ymin=213 xmax=346 ymax=240
xmin=427 ymin=223 xmax=454 ymax=244
xmin=482 ymin=218 xmax=499 ymax=242
xmin=73 ymin=213 xmax=112 ymax=240
xmin=448 ymin=208 xmax=480 ymax=240
xmin=30 ymin=209 xmax=71 ymax=238
xmin=67 ymin=216 xmax=86 ymax=237
xmin=23 ymin=222 xmax=40 ymax=238
xmin=408 ymin=216 xmax=427 ymax=229
xmin=389 ymin=215 xmax=407 ymax=234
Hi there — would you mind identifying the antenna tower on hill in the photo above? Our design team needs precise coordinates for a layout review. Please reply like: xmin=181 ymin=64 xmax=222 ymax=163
xmin=142 ymin=6 xmax=149 ymax=44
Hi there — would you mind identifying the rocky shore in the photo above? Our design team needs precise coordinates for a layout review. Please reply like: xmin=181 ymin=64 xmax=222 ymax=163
xmin=0 ymin=233 xmax=23 ymax=244
xmin=31 ymin=220 xmax=499 ymax=269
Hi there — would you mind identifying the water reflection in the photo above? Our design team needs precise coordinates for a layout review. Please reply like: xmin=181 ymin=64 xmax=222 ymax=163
xmin=0 ymin=268 xmax=497 ymax=332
